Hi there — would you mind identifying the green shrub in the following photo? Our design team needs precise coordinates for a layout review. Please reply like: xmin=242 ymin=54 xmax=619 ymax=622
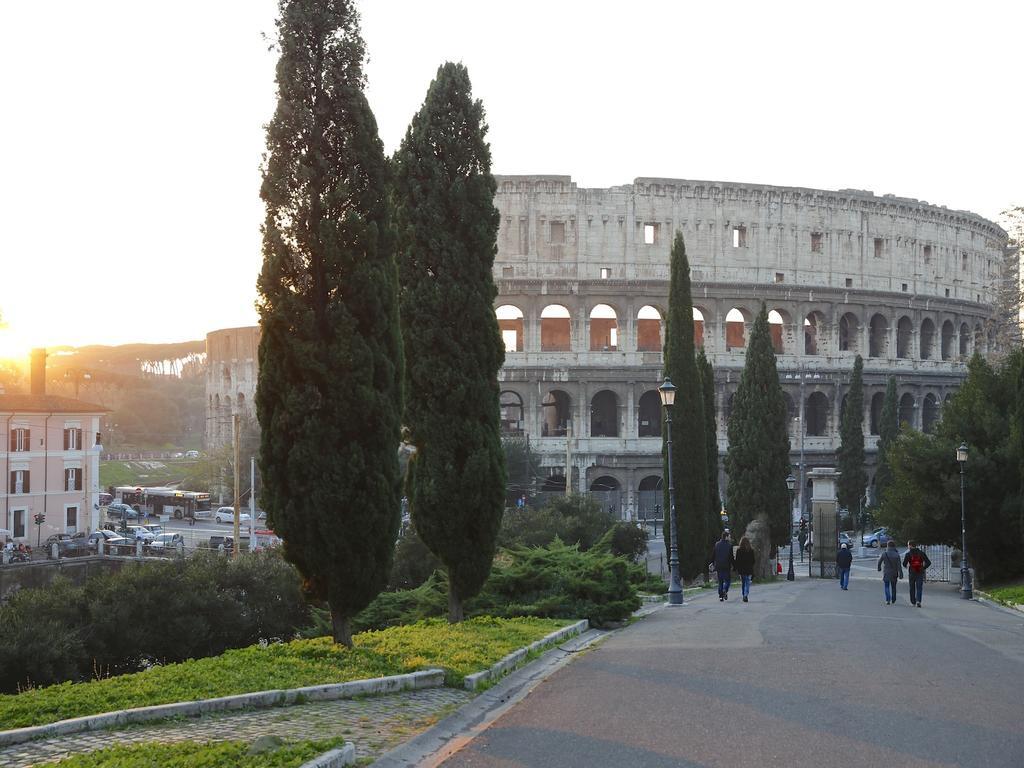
xmin=594 ymin=523 xmax=649 ymax=562
xmin=499 ymin=493 xmax=617 ymax=552
xmin=43 ymin=738 xmax=347 ymax=767
xmin=388 ymin=523 xmax=442 ymax=591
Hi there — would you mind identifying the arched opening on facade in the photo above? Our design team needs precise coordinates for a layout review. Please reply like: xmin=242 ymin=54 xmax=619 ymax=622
xmin=541 ymin=474 xmax=567 ymax=493
xmin=869 ymin=314 xmax=888 ymax=358
xmin=726 ymin=308 xmax=748 ymax=351
xmin=222 ymin=366 xmax=231 ymax=386
xmin=768 ymin=310 xmax=785 ymax=354
xmin=920 ymin=319 xmax=936 ymax=360
xmin=496 ymin=305 xmax=525 ymax=352
xmin=960 ymin=322 xmax=971 ymax=357
xmin=870 ymin=392 xmax=885 ymax=435
xmin=541 ymin=389 xmax=571 ymax=436
xmin=693 ymin=307 xmax=706 ymax=349
xmin=590 ymin=476 xmax=620 ymax=491
xmin=500 ymin=391 xmax=524 ymax=435
xmin=541 ymin=304 xmax=571 ymax=352
xmin=922 ymin=393 xmax=939 ymax=434
xmin=637 ymin=390 xmax=662 ymax=437
xmin=589 ymin=304 xmax=619 ymax=351
xmin=637 ymin=305 xmax=663 ymax=352
xmin=783 ymin=392 xmax=796 ymax=437
xmin=805 ymin=392 xmax=828 ymax=436
xmin=941 ymin=320 xmax=955 ymax=361
xmin=237 ymin=393 xmax=245 ymax=413
xmin=898 ymin=393 xmax=916 ymax=430
xmin=590 ymin=390 xmax=619 ymax=437
xmin=589 ymin=476 xmax=621 ymax=516
xmin=896 ymin=316 xmax=913 ymax=359
xmin=839 ymin=313 xmax=860 ymax=353
xmin=804 ymin=312 xmax=827 ymax=355
xmin=840 ymin=394 xmax=849 ymax=425
xmin=637 ymin=475 xmax=663 ymax=520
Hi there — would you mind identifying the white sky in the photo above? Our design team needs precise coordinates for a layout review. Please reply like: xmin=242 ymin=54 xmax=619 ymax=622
xmin=1 ymin=0 xmax=1021 ymax=358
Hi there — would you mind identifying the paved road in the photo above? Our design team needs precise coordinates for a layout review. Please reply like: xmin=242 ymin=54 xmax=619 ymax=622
xmin=440 ymin=576 xmax=1024 ymax=768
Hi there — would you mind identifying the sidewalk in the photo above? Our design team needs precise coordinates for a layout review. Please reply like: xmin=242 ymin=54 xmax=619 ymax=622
xmin=0 ymin=687 xmax=471 ymax=767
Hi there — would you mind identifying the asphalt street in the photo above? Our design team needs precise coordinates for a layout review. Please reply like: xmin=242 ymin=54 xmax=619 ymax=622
xmin=439 ymin=574 xmax=1024 ymax=768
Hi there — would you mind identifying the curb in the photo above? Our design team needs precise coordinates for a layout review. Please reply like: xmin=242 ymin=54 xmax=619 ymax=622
xmin=975 ymin=590 xmax=1024 ymax=615
xmin=299 ymin=741 xmax=356 ymax=767
xmin=462 ymin=619 xmax=588 ymax=691
xmin=0 ymin=669 xmax=445 ymax=748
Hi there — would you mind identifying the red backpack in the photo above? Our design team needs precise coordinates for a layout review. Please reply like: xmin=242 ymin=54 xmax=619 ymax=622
xmin=909 ymin=550 xmax=925 ymax=574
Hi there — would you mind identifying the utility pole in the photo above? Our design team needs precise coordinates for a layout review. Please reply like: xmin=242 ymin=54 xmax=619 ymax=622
xmin=798 ymin=369 xmax=806 ymax=521
xmin=565 ymin=421 xmax=572 ymax=497
xmin=233 ymin=413 xmax=240 ymax=559
xmin=249 ymin=455 xmax=256 ymax=547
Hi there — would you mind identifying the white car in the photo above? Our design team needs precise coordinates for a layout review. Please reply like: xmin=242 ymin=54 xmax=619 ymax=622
xmin=184 ymin=450 xmax=201 ymax=459
xmin=214 ymin=507 xmax=251 ymax=524
xmin=148 ymin=533 xmax=184 ymax=550
xmin=128 ymin=526 xmax=156 ymax=542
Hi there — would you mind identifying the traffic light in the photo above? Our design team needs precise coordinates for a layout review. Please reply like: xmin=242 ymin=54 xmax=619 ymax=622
xmin=34 ymin=513 xmax=45 ymax=525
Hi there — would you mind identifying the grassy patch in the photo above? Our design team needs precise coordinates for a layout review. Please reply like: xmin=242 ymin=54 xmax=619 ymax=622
xmin=984 ymin=580 xmax=1024 ymax=606
xmin=41 ymin=738 xmax=346 ymax=767
xmin=0 ymin=617 xmax=568 ymax=730
xmin=99 ymin=459 xmax=196 ymax=488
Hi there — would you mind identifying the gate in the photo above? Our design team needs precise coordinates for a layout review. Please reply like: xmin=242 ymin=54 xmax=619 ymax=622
xmin=809 ymin=509 xmax=840 ymax=579
xmin=923 ymin=544 xmax=952 ymax=582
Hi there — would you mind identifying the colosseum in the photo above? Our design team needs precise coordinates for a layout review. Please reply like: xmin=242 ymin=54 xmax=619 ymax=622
xmin=491 ymin=175 xmax=1009 ymax=519
xmin=205 ymin=326 xmax=260 ymax=451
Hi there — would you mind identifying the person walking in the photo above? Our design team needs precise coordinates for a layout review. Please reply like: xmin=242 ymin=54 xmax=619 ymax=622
xmin=734 ymin=536 xmax=756 ymax=602
xmin=902 ymin=540 xmax=932 ymax=607
xmin=837 ymin=542 xmax=853 ymax=590
xmin=711 ymin=530 xmax=735 ymax=601
xmin=877 ymin=540 xmax=903 ymax=605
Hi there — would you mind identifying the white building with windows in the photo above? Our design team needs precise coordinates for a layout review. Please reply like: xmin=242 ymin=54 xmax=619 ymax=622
xmin=1 ymin=351 xmax=106 ymax=545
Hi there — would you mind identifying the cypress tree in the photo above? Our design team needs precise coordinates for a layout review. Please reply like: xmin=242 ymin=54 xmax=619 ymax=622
xmin=255 ymin=0 xmax=402 ymax=647
xmin=724 ymin=303 xmax=792 ymax=544
xmin=698 ymin=348 xmax=721 ymax=556
xmin=393 ymin=63 xmax=505 ymax=622
xmin=836 ymin=355 xmax=867 ymax=516
xmin=662 ymin=232 xmax=709 ymax=581
xmin=873 ymin=376 xmax=899 ymax=506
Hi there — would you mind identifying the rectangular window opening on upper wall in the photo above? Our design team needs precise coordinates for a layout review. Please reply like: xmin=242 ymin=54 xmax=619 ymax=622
xmin=643 ymin=223 xmax=659 ymax=245
xmin=775 ymin=272 xmax=784 ymax=283
xmin=845 ymin=278 xmax=853 ymax=288
xmin=502 ymin=266 xmax=513 ymax=278
xmin=811 ymin=232 xmax=823 ymax=253
xmin=923 ymin=244 xmax=932 ymax=263
xmin=600 ymin=268 xmax=611 ymax=279
xmin=874 ymin=238 xmax=883 ymax=258
xmin=732 ymin=226 xmax=747 ymax=248
xmin=550 ymin=221 xmax=566 ymax=244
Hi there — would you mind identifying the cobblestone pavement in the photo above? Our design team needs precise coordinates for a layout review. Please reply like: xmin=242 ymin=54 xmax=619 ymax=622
xmin=0 ymin=687 xmax=473 ymax=767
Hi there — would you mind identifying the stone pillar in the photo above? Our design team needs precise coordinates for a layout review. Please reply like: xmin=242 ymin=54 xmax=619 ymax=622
xmin=626 ymin=384 xmax=636 ymax=438
xmin=809 ymin=467 xmax=839 ymax=574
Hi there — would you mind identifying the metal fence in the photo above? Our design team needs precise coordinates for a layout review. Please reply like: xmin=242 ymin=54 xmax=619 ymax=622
xmin=923 ymin=544 xmax=953 ymax=582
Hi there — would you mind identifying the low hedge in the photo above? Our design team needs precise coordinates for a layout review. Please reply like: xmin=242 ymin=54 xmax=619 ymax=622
xmin=0 ymin=617 xmax=568 ymax=730
xmin=41 ymin=738 xmax=347 ymax=767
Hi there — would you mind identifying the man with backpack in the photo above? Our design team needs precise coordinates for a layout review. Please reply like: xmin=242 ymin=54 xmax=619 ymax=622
xmin=902 ymin=540 xmax=932 ymax=607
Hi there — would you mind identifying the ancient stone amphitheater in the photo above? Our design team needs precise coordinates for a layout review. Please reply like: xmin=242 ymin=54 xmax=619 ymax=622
xmin=492 ymin=175 xmax=1008 ymax=518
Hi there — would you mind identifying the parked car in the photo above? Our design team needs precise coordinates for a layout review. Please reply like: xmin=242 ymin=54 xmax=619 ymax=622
xmin=215 ymin=507 xmax=251 ymax=524
xmin=99 ymin=492 xmax=113 ymax=506
xmin=148 ymin=532 xmax=184 ymax=551
xmin=862 ymin=527 xmax=892 ymax=548
xmin=89 ymin=530 xmax=128 ymax=549
xmin=838 ymin=531 xmax=854 ymax=549
xmin=184 ymin=450 xmax=201 ymax=459
xmin=127 ymin=525 xmax=156 ymax=543
xmin=142 ymin=524 xmax=163 ymax=537
xmin=107 ymin=502 xmax=138 ymax=520
xmin=208 ymin=534 xmax=234 ymax=551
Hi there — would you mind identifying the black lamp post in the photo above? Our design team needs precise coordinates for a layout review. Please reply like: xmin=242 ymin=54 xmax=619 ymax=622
xmin=957 ymin=442 xmax=973 ymax=599
xmin=659 ymin=377 xmax=683 ymax=606
xmin=785 ymin=474 xmax=796 ymax=581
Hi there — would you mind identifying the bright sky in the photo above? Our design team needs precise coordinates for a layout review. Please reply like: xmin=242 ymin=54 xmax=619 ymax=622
xmin=1 ymin=0 xmax=1021 ymax=359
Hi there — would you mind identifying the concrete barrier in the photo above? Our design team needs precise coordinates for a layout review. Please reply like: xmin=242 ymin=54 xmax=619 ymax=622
xmin=298 ymin=742 xmax=356 ymax=767
xmin=463 ymin=619 xmax=589 ymax=691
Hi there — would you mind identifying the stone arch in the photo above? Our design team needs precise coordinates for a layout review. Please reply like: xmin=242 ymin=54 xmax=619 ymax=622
xmin=804 ymin=311 xmax=827 ymax=355
xmin=496 ymin=304 xmax=525 ymax=352
xmin=590 ymin=389 xmax=619 ymax=437
xmin=637 ymin=305 xmax=663 ymax=352
xmin=898 ymin=393 xmax=916 ymax=430
xmin=541 ymin=389 xmax=571 ymax=436
xmin=920 ymin=318 xmax=936 ymax=360
xmin=896 ymin=316 xmax=913 ymax=359
xmin=541 ymin=304 xmax=571 ymax=352
xmin=590 ymin=475 xmax=620 ymax=491
xmin=500 ymin=390 xmax=524 ymax=435
xmin=725 ymin=307 xmax=752 ymax=351
xmin=637 ymin=475 xmax=663 ymax=520
xmin=805 ymin=391 xmax=829 ymax=436
xmin=922 ymin=393 xmax=940 ymax=434
xmin=692 ymin=306 xmax=707 ymax=349
xmin=767 ymin=309 xmax=787 ymax=354
xmin=941 ymin=320 xmax=955 ymax=361
xmin=869 ymin=314 xmax=889 ymax=358
xmin=589 ymin=304 xmax=619 ymax=351
xmin=839 ymin=312 xmax=860 ymax=354
xmin=638 ymin=390 xmax=662 ymax=437
xmin=783 ymin=391 xmax=797 ymax=437
xmin=959 ymin=322 xmax=971 ymax=357
xmin=869 ymin=392 xmax=885 ymax=435
xmin=237 ymin=393 xmax=245 ymax=413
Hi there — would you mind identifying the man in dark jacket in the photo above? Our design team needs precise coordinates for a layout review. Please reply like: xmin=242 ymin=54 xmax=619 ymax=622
xmin=712 ymin=530 xmax=734 ymax=601
xmin=902 ymin=540 xmax=932 ymax=607
xmin=837 ymin=543 xmax=853 ymax=590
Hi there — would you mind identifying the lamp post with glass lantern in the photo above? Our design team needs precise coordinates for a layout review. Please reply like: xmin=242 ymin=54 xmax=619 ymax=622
xmin=785 ymin=474 xmax=796 ymax=581
xmin=957 ymin=442 xmax=973 ymax=599
xmin=659 ymin=377 xmax=683 ymax=606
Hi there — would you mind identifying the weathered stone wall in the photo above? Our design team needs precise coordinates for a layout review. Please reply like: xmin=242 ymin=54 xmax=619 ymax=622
xmin=205 ymin=326 xmax=261 ymax=451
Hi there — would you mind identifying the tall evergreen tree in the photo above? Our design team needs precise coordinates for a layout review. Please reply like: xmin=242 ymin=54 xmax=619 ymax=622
xmin=697 ymin=348 xmax=721 ymax=556
xmin=836 ymin=355 xmax=867 ymax=516
xmin=255 ymin=0 xmax=402 ymax=647
xmin=393 ymin=63 xmax=505 ymax=622
xmin=873 ymin=376 xmax=899 ymax=506
xmin=724 ymin=304 xmax=791 ymax=544
xmin=662 ymin=232 xmax=709 ymax=581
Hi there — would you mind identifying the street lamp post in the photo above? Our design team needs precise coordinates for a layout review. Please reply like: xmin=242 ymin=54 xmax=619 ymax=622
xmin=659 ymin=377 xmax=683 ymax=606
xmin=785 ymin=474 xmax=796 ymax=581
xmin=957 ymin=442 xmax=973 ymax=600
